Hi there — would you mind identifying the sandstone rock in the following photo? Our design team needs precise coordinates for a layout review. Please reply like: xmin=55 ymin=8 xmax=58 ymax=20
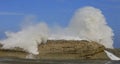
xmin=0 ymin=40 xmax=108 ymax=59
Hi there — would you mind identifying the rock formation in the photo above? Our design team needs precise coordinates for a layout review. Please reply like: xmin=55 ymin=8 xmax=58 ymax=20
xmin=0 ymin=40 xmax=109 ymax=60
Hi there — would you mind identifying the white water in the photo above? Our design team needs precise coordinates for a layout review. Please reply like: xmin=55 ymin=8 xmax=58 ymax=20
xmin=104 ymin=50 xmax=120 ymax=60
xmin=49 ymin=6 xmax=114 ymax=48
xmin=0 ymin=22 xmax=48 ymax=55
xmin=67 ymin=6 xmax=114 ymax=48
xmin=0 ymin=6 xmax=114 ymax=55
xmin=48 ymin=35 xmax=82 ymax=40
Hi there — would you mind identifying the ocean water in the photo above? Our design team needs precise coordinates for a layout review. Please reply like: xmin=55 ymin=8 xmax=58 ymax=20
xmin=0 ymin=58 xmax=119 ymax=64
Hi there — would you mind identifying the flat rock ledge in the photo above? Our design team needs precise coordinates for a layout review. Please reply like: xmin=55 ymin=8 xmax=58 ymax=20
xmin=0 ymin=40 xmax=109 ymax=60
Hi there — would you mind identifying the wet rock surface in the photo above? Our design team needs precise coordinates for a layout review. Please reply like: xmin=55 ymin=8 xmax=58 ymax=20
xmin=106 ymin=48 xmax=120 ymax=58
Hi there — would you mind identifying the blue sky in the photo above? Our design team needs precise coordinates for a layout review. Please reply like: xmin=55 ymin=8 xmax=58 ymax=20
xmin=0 ymin=0 xmax=120 ymax=48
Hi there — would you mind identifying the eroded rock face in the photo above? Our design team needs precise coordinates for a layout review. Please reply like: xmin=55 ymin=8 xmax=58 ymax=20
xmin=0 ymin=40 xmax=108 ymax=59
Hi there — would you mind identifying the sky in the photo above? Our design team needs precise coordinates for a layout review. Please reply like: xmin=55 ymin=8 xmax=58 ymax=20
xmin=0 ymin=0 xmax=120 ymax=48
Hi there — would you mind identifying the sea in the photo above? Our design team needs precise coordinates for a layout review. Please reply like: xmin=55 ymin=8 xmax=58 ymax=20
xmin=0 ymin=58 xmax=119 ymax=64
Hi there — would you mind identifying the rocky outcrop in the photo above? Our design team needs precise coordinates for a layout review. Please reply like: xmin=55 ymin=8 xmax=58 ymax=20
xmin=0 ymin=40 xmax=108 ymax=59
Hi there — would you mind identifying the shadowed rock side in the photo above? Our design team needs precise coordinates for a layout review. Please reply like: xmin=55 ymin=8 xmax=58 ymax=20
xmin=0 ymin=40 xmax=109 ymax=60
xmin=106 ymin=48 xmax=120 ymax=58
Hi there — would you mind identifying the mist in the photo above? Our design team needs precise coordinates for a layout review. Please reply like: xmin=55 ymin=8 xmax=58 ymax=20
xmin=49 ymin=6 xmax=114 ymax=48
xmin=0 ymin=6 xmax=114 ymax=55
xmin=68 ymin=6 xmax=114 ymax=48
xmin=0 ymin=21 xmax=48 ymax=55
